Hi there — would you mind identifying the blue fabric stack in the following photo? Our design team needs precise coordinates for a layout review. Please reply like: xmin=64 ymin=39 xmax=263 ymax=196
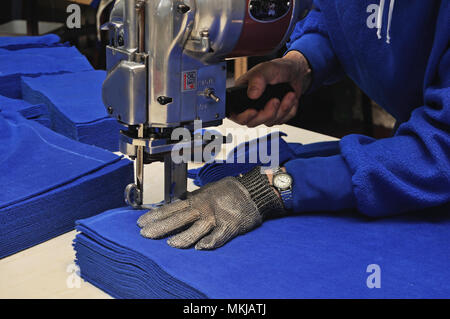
xmin=74 ymin=134 xmax=450 ymax=298
xmin=74 ymin=205 xmax=450 ymax=299
xmin=0 ymin=94 xmax=50 ymax=127
xmin=22 ymin=70 xmax=122 ymax=151
xmin=0 ymin=34 xmax=61 ymax=51
xmin=0 ymin=34 xmax=65 ymax=128
xmin=0 ymin=46 xmax=93 ymax=99
xmin=0 ymin=34 xmax=122 ymax=151
xmin=0 ymin=112 xmax=133 ymax=259
xmin=0 ymin=35 xmax=134 ymax=259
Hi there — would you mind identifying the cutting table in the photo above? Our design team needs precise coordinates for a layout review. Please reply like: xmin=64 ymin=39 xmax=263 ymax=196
xmin=0 ymin=119 xmax=337 ymax=299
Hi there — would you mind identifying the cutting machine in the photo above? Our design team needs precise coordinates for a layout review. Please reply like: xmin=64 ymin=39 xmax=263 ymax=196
xmin=102 ymin=0 xmax=311 ymax=208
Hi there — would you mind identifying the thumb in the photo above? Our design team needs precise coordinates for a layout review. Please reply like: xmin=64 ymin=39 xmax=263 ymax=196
xmin=236 ymin=62 xmax=276 ymax=100
xmin=247 ymin=74 xmax=267 ymax=100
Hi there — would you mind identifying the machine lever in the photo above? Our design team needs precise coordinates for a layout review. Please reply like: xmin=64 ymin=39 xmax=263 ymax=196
xmin=225 ymin=83 xmax=295 ymax=117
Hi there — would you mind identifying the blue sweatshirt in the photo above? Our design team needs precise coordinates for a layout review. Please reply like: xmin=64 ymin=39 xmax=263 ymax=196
xmin=284 ymin=0 xmax=449 ymax=216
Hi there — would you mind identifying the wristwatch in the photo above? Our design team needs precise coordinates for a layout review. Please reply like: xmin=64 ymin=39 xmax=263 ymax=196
xmin=272 ymin=168 xmax=293 ymax=210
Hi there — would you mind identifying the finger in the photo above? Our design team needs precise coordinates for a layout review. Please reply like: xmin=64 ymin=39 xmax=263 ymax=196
xmin=235 ymin=63 xmax=266 ymax=87
xmin=195 ymin=225 xmax=234 ymax=250
xmin=167 ymin=219 xmax=214 ymax=249
xmin=246 ymin=98 xmax=281 ymax=128
xmin=236 ymin=62 xmax=276 ymax=98
xmin=137 ymin=199 xmax=191 ymax=228
xmin=246 ymin=74 xmax=267 ymax=100
xmin=229 ymin=109 xmax=259 ymax=126
xmin=264 ymin=106 xmax=282 ymax=127
xmin=277 ymin=92 xmax=297 ymax=123
xmin=272 ymin=92 xmax=297 ymax=125
xmin=140 ymin=208 xmax=200 ymax=239
xmin=278 ymin=101 xmax=299 ymax=124
xmin=265 ymin=93 xmax=295 ymax=127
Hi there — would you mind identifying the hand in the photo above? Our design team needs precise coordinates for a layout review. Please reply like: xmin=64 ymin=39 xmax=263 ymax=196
xmin=231 ymin=51 xmax=312 ymax=128
xmin=138 ymin=168 xmax=285 ymax=250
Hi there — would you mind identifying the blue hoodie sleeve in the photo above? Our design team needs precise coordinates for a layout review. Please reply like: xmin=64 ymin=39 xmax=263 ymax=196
xmin=285 ymin=41 xmax=450 ymax=217
xmin=286 ymin=4 xmax=344 ymax=92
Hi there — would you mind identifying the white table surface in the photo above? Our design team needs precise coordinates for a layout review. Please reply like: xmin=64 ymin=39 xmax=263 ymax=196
xmin=0 ymin=119 xmax=337 ymax=299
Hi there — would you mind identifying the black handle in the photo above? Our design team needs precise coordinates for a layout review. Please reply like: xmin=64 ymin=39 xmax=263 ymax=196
xmin=225 ymin=82 xmax=295 ymax=117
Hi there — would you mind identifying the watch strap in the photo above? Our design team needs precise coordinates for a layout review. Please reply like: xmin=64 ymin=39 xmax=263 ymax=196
xmin=279 ymin=189 xmax=293 ymax=210
xmin=236 ymin=166 xmax=285 ymax=219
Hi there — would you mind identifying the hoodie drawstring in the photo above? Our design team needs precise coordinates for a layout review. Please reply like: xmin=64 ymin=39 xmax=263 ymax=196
xmin=377 ymin=0 xmax=385 ymax=40
xmin=386 ymin=0 xmax=395 ymax=43
xmin=377 ymin=0 xmax=395 ymax=43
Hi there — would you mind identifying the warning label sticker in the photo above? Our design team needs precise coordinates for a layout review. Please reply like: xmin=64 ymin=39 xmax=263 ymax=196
xmin=182 ymin=70 xmax=197 ymax=91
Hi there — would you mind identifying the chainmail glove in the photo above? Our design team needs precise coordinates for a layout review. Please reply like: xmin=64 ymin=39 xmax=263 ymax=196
xmin=138 ymin=167 xmax=285 ymax=250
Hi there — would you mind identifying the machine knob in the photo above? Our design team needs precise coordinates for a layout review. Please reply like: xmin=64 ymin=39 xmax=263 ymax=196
xmin=204 ymin=88 xmax=221 ymax=103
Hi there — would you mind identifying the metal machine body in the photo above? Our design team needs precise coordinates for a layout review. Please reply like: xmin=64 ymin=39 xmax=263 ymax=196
xmin=102 ymin=0 xmax=311 ymax=208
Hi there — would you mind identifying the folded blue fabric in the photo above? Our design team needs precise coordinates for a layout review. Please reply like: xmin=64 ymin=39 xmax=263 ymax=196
xmin=189 ymin=132 xmax=340 ymax=186
xmin=74 ymin=205 xmax=450 ymax=298
xmin=0 ymin=46 xmax=93 ymax=99
xmin=21 ymin=70 xmax=122 ymax=151
xmin=0 ymin=46 xmax=78 ymax=57
xmin=0 ymin=111 xmax=133 ymax=258
xmin=0 ymin=34 xmax=62 ymax=50
xmin=0 ymin=94 xmax=50 ymax=127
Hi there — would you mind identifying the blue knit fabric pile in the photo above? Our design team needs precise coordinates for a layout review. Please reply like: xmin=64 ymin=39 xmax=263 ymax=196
xmin=74 ymin=135 xmax=450 ymax=298
xmin=22 ymin=71 xmax=122 ymax=151
xmin=0 ymin=35 xmax=121 ymax=151
xmin=0 ymin=35 xmax=133 ymax=258
xmin=0 ymin=112 xmax=133 ymax=258
xmin=74 ymin=204 xmax=450 ymax=298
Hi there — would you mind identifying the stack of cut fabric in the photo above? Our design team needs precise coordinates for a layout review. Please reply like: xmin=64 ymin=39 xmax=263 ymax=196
xmin=0 ymin=34 xmax=123 ymax=151
xmin=0 ymin=34 xmax=61 ymax=51
xmin=74 ymin=205 xmax=450 ymax=298
xmin=0 ymin=35 xmax=133 ymax=259
xmin=22 ymin=70 xmax=122 ymax=151
xmin=0 ymin=111 xmax=133 ymax=259
xmin=0 ymin=34 xmax=73 ymax=126
xmin=0 ymin=46 xmax=93 ymax=99
xmin=75 ymin=137 xmax=450 ymax=298
xmin=0 ymin=94 xmax=50 ymax=127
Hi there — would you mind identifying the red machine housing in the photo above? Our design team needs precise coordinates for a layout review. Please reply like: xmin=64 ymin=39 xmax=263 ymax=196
xmin=228 ymin=0 xmax=294 ymax=58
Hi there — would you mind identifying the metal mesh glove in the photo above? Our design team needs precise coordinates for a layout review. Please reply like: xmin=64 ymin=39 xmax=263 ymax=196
xmin=138 ymin=169 xmax=285 ymax=250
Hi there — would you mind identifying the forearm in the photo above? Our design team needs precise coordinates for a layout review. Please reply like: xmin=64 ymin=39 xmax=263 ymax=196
xmin=286 ymin=8 xmax=344 ymax=92
xmin=284 ymin=155 xmax=356 ymax=213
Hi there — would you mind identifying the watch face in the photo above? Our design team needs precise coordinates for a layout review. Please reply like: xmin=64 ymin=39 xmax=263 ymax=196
xmin=273 ymin=173 xmax=292 ymax=190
